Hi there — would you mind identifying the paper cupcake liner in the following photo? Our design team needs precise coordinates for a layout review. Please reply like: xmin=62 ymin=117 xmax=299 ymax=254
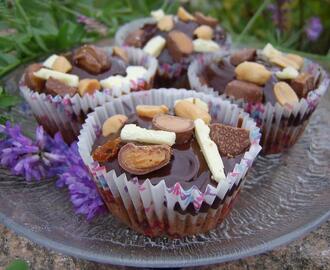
xmin=115 ymin=17 xmax=232 ymax=80
xmin=188 ymin=52 xmax=330 ymax=154
xmin=19 ymin=47 xmax=158 ymax=143
xmin=78 ymin=89 xmax=261 ymax=237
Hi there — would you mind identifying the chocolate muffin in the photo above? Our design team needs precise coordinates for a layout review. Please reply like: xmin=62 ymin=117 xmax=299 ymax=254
xmin=115 ymin=6 xmax=230 ymax=88
xmin=78 ymin=89 xmax=262 ymax=237
xmin=20 ymin=45 xmax=158 ymax=143
xmin=189 ymin=43 xmax=329 ymax=154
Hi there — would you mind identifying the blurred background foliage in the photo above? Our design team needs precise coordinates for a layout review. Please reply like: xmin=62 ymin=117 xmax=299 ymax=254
xmin=0 ymin=0 xmax=329 ymax=78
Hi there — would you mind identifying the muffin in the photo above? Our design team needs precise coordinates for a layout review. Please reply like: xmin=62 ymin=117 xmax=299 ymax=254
xmin=188 ymin=43 xmax=329 ymax=154
xmin=20 ymin=45 xmax=158 ymax=143
xmin=115 ymin=6 xmax=230 ymax=89
xmin=78 ymin=89 xmax=261 ymax=237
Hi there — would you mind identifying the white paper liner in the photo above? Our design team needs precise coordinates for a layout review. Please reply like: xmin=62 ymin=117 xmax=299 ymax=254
xmin=78 ymin=89 xmax=262 ymax=237
xmin=115 ymin=17 xmax=232 ymax=79
xmin=19 ymin=46 xmax=158 ymax=143
xmin=188 ymin=51 xmax=330 ymax=154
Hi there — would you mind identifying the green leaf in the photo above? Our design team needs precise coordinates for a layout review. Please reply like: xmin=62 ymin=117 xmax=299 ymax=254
xmin=5 ymin=259 xmax=29 ymax=270
xmin=0 ymin=94 xmax=21 ymax=109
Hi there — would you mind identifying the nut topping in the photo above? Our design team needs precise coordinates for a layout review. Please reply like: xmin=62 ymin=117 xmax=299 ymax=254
xmin=78 ymin=79 xmax=100 ymax=96
xmin=194 ymin=25 xmax=213 ymax=40
xmin=286 ymin=54 xmax=304 ymax=69
xmin=92 ymin=138 xmax=121 ymax=163
xmin=118 ymin=143 xmax=172 ymax=175
xmin=273 ymin=82 xmax=299 ymax=107
xmin=177 ymin=6 xmax=195 ymax=22
xmin=72 ymin=45 xmax=110 ymax=74
xmin=174 ymin=100 xmax=211 ymax=124
xmin=102 ymin=114 xmax=128 ymax=137
xmin=269 ymin=54 xmax=300 ymax=70
xmin=194 ymin=11 xmax=218 ymax=27
xmin=235 ymin=61 xmax=272 ymax=85
xmin=152 ymin=114 xmax=194 ymax=144
xmin=167 ymin=30 xmax=193 ymax=61
xmin=157 ymin=15 xmax=174 ymax=32
xmin=52 ymin=56 xmax=72 ymax=73
xmin=136 ymin=105 xmax=169 ymax=119
xmin=192 ymin=39 xmax=220 ymax=53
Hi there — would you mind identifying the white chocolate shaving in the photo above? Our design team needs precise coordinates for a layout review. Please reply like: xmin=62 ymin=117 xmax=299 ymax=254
xmin=33 ymin=68 xmax=78 ymax=87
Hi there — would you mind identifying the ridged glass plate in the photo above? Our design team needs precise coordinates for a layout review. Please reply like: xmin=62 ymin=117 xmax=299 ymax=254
xmin=0 ymin=66 xmax=329 ymax=268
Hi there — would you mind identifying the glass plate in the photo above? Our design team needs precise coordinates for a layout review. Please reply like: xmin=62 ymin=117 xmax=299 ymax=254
xmin=0 ymin=66 xmax=329 ymax=268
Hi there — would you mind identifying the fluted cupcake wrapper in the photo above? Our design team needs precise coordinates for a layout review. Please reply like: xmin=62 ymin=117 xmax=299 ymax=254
xmin=78 ymin=89 xmax=261 ymax=237
xmin=115 ymin=17 xmax=232 ymax=80
xmin=188 ymin=52 xmax=330 ymax=154
xmin=19 ymin=47 xmax=158 ymax=143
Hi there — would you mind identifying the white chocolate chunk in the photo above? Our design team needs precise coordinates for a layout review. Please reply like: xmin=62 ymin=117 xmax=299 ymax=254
xmin=193 ymin=39 xmax=220 ymax=53
xmin=175 ymin=98 xmax=209 ymax=112
xmin=120 ymin=124 xmax=176 ymax=146
xmin=194 ymin=119 xmax=225 ymax=183
xmin=276 ymin=66 xmax=299 ymax=80
xmin=43 ymin=54 xmax=59 ymax=69
xmin=261 ymin=43 xmax=282 ymax=59
xmin=33 ymin=68 xmax=78 ymax=87
xmin=126 ymin=66 xmax=148 ymax=80
xmin=143 ymin=35 xmax=166 ymax=57
xmin=151 ymin=9 xmax=165 ymax=21
xmin=100 ymin=75 xmax=129 ymax=89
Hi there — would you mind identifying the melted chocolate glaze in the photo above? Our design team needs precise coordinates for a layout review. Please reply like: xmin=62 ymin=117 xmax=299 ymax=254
xmin=92 ymin=114 xmax=243 ymax=192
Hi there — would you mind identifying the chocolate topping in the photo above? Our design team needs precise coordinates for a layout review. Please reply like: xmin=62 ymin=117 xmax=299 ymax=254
xmin=24 ymin=64 xmax=45 ymax=91
xmin=152 ymin=114 xmax=194 ymax=144
xmin=210 ymin=123 xmax=250 ymax=158
xmin=72 ymin=45 xmax=110 ymax=74
xmin=45 ymin=77 xmax=77 ymax=97
xmin=225 ymin=80 xmax=263 ymax=103
xmin=92 ymin=114 xmax=244 ymax=192
xmin=230 ymin=49 xmax=256 ymax=66
xmin=167 ymin=30 xmax=193 ymax=61
xmin=290 ymin=72 xmax=315 ymax=98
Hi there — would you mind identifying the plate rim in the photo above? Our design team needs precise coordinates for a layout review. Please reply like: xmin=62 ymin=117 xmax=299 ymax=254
xmin=1 ymin=209 xmax=329 ymax=267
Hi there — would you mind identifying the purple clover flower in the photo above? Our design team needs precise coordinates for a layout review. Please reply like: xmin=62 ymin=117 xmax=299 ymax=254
xmin=267 ymin=0 xmax=291 ymax=32
xmin=0 ymin=122 xmax=66 ymax=181
xmin=77 ymin=14 xmax=108 ymax=37
xmin=0 ymin=121 xmax=106 ymax=220
xmin=305 ymin=17 xmax=323 ymax=41
xmin=56 ymin=143 xmax=106 ymax=220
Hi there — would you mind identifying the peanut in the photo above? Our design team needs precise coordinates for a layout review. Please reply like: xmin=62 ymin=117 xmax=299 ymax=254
xmin=235 ymin=61 xmax=271 ymax=85
xmin=78 ymin=79 xmax=100 ymax=96
xmin=102 ymin=114 xmax=128 ymax=137
xmin=274 ymin=82 xmax=299 ymax=107
xmin=174 ymin=100 xmax=211 ymax=124
xmin=136 ymin=105 xmax=169 ymax=118
xmin=177 ymin=6 xmax=195 ymax=22
xmin=157 ymin=15 xmax=174 ymax=32
xmin=194 ymin=25 xmax=213 ymax=40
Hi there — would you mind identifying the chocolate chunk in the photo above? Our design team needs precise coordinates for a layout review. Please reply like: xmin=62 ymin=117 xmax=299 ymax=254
xmin=152 ymin=114 xmax=194 ymax=144
xmin=290 ymin=72 xmax=314 ymax=98
xmin=225 ymin=80 xmax=263 ymax=103
xmin=230 ymin=49 xmax=256 ymax=66
xmin=210 ymin=123 xmax=250 ymax=158
xmin=125 ymin=29 xmax=145 ymax=47
xmin=167 ymin=30 xmax=193 ymax=61
xmin=194 ymin=12 xmax=218 ymax=27
xmin=24 ymin=64 xmax=45 ymax=91
xmin=45 ymin=77 xmax=77 ymax=97
xmin=118 ymin=143 xmax=172 ymax=175
xmin=72 ymin=45 xmax=110 ymax=74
